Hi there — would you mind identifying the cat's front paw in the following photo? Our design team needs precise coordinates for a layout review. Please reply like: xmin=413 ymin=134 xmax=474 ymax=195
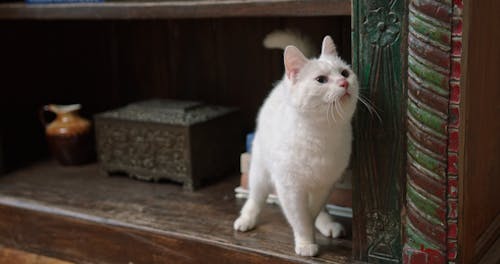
xmin=233 ymin=216 xmax=256 ymax=232
xmin=295 ymin=243 xmax=319 ymax=257
xmin=316 ymin=221 xmax=344 ymax=238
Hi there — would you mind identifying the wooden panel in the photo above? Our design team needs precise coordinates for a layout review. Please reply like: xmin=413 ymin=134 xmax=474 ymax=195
xmin=0 ymin=161 xmax=356 ymax=264
xmin=0 ymin=0 xmax=351 ymax=20
xmin=478 ymin=234 xmax=500 ymax=264
xmin=0 ymin=246 xmax=72 ymax=264
xmin=0 ymin=204 xmax=299 ymax=264
xmin=459 ymin=0 xmax=500 ymax=263
xmin=351 ymin=0 xmax=407 ymax=262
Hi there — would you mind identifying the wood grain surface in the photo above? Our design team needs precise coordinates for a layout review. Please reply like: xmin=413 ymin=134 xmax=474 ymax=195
xmin=0 ymin=246 xmax=72 ymax=264
xmin=459 ymin=0 xmax=500 ymax=263
xmin=0 ymin=0 xmax=351 ymax=20
xmin=351 ymin=0 xmax=407 ymax=262
xmin=0 ymin=161 xmax=357 ymax=264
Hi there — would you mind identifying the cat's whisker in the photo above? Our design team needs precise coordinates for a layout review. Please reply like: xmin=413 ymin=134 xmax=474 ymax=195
xmin=357 ymin=93 xmax=381 ymax=115
xmin=353 ymin=94 xmax=371 ymax=112
xmin=328 ymin=102 xmax=332 ymax=123
xmin=354 ymin=94 xmax=382 ymax=123
xmin=337 ymin=100 xmax=345 ymax=121
xmin=359 ymin=93 xmax=380 ymax=109
xmin=339 ymin=101 xmax=346 ymax=116
xmin=337 ymin=97 xmax=346 ymax=116
xmin=330 ymin=101 xmax=337 ymax=123
xmin=325 ymin=102 xmax=332 ymax=125
xmin=334 ymin=98 xmax=345 ymax=121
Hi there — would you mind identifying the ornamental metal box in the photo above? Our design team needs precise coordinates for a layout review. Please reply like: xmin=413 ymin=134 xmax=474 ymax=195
xmin=94 ymin=99 xmax=242 ymax=191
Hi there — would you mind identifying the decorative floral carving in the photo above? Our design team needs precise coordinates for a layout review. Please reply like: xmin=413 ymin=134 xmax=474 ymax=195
xmin=364 ymin=7 xmax=401 ymax=47
xmin=366 ymin=211 xmax=399 ymax=259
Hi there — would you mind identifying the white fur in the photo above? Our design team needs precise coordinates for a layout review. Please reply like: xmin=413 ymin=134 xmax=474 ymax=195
xmin=234 ymin=33 xmax=358 ymax=257
xmin=263 ymin=30 xmax=317 ymax=58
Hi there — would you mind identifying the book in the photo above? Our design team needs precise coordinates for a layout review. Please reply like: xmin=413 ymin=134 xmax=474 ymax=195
xmin=234 ymin=186 xmax=353 ymax=218
xmin=246 ymin=133 xmax=255 ymax=153
xmin=240 ymin=152 xmax=251 ymax=175
xmin=236 ymin=152 xmax=353 ymax=218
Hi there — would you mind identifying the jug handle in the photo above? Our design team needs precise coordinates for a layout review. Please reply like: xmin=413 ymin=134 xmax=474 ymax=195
xmin=39 ymin=105 xmax=54 ymax=127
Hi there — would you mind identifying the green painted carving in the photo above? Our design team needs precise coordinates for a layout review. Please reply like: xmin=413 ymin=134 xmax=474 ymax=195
xmin=408 ymin=56 xmax=449 ymax=96
xmin=406 ymin=184 xmax=444 ymax=226
xmin=406 ymin=222 xmax=442 ymax=250
xmin=408 ymin=12 xmax=450 ymax=46
xmin=407 ymin=140 xmax=446 ymax=178
xmin=407 ymin=101 xmax=447 ymax=136
xmin=352 ymin=0 xmax=406 ymax=263
xmin=364 ymin=7 xmax=401 ymax=46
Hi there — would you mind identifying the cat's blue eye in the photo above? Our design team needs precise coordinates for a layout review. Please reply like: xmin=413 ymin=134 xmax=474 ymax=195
xmin=315 ymin=75 xmax=328 ymax=84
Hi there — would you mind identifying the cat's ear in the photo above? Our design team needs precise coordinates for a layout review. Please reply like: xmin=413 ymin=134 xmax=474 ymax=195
xmin=284 ymin=46 xmax=308 ymax=82
xmin=321 ymin=35 xmax=337 ymax=57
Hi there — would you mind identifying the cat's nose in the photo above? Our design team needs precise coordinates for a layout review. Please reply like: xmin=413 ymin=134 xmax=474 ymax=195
xmin=338 ymin=79 xmax=349 ymax=89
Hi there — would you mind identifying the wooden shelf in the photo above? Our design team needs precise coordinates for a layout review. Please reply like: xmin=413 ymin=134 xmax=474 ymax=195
xmin=0 ymin=0 xmax=351 ymax=20
xmin=0 ymin=161 xmax=355 ymax=264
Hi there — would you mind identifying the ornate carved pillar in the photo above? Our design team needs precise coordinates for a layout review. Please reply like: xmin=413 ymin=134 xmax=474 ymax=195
xmin=352 ymin=0 xmax=407 ymax=262
xmin=403 ymin=0 xmax=463 ymax=263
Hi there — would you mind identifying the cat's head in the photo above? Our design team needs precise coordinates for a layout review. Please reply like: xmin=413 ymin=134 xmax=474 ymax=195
xmin=284 ymin=36 xmax=359 ymax=123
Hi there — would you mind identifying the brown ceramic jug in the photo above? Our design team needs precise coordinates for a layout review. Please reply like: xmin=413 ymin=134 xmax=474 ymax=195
xmin=40 ymin=104 xmax=94 ymax=165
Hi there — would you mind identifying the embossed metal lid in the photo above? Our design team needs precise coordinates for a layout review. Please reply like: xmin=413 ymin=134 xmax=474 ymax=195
xmin=96 ymin=99 xmax=236 ymax=125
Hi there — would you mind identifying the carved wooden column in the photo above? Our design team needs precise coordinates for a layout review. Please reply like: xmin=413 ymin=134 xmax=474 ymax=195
xmin=352 ymin=0 xmax=407 ymax=263
xmin=403 ymin=0 xmax=463 ymax=263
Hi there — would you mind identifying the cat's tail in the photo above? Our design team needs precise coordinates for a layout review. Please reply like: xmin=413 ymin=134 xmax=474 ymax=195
xmin=263 ymin=30 xmax=317 ymax=58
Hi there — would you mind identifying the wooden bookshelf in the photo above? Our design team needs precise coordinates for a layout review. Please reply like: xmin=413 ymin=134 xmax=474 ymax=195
xmin=0 ymin=161 xmax=355 ymax=263
xmin=0 ymin=0 xmax=351 ymax=20
xmin=0 ymin=1 xmax=355 ymax=262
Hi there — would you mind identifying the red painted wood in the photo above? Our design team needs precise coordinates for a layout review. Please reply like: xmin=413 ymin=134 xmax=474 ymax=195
xmin=451 ymin=58 xmax=461 ymax=79
xmin=407 ymin=206 xmax=446 ymax=244
xmin=448 ymin=129 xmax=459 ymax=152
xmin=447 ymin=177 xmax=458 ymax=199
xmin=408 ymin=77 xmax=449 ymax=115
xmin=403 ymin=247 xmax=446 ymax=264
xmin=404 ymin=248 xmax=427 ymax=264
xmin=408 ymin=164 xmax=446 ymax=201
xmin=453 ymin=0 xmax=463 ymax=9
xmin=447 ymin=153 xmax=458 ymax=175
xmin=409 ymin=33 xmax=450 ymax=69
xmin=448 ymin=200 xmax=458 ymax=219
xmin=447 ymin=241 xmax=458 ymax=260
xmin=407 ymin=119 xmax=448 ymax=158
xmin=447 ymin=222 xmax=458 ymax=239
xmin=411 ymin=0 xmax=451 ymax=24
xmin=448 ymin=105 xmax=460 ymax=128
xmin=452 ymin=17 xmax=463 ymax=36
xmin=450 ymin=82 xmax=460 ymax=104
xmin=452 ymin=38 xmax=462 ymax=57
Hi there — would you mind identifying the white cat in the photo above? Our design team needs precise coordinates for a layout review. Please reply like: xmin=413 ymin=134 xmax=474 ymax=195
xmin=233 ymin=32 xmax=359 ymax=257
